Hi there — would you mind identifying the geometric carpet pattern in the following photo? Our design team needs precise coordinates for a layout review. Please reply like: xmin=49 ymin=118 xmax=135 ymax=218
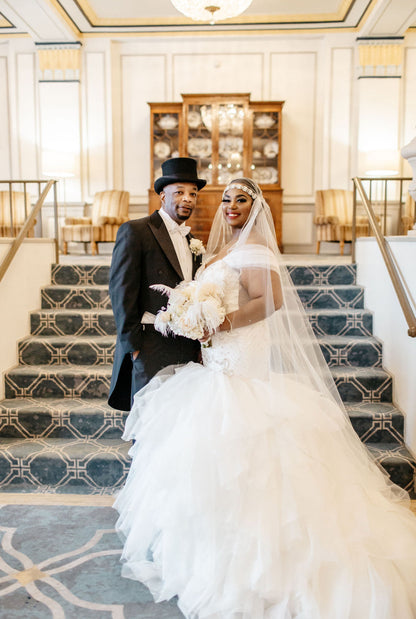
xmin=0 ymin=502 xmax=185 ymax=618
xmin=0 ymin=262 xmax=414 ymax=496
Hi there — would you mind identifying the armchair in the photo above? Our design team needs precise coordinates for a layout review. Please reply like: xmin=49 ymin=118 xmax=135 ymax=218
xmin=62 ymin=190 xmax=130 ymax=255
xmin=0 ymin=191 xmax=33 ymax=237
xmin=314 ymin=189 xmax=370 ymax=255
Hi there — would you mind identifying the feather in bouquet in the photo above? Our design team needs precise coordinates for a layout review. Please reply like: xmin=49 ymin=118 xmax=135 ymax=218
xmin=150 ymin=279 xmax=226 ymax=340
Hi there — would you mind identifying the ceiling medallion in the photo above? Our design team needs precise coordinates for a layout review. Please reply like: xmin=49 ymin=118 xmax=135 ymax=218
xmin=171 ymin=0 xmax=253 ymax=24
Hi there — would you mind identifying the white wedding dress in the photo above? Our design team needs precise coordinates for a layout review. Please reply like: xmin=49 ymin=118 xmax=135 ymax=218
xmin=114 ymin=246 xmax=416 ymax=619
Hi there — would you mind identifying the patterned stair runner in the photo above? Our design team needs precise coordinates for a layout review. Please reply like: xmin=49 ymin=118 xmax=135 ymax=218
xmin=0 ymin=263 xmax=414 ymax=496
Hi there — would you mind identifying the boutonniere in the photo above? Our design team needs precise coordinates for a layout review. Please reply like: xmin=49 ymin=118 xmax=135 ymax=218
xmin=189 ymin=238 xmax=206 ymax=256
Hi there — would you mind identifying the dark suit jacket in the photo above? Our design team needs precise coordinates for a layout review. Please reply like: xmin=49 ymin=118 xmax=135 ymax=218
xmin=108 ymin=210 xmax=202 ymax=411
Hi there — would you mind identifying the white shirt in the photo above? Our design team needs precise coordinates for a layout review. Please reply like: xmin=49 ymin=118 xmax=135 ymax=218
xmin=141 ymin=208 xmax=193 ymax=325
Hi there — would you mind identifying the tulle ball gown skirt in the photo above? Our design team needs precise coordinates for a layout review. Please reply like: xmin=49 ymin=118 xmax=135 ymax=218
xmin=114 ymin=361 xmax=416 ymax=619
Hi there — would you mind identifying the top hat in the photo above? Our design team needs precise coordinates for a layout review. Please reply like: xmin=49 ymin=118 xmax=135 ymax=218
xmin=154 ymin=157 xmax=207 ymax=194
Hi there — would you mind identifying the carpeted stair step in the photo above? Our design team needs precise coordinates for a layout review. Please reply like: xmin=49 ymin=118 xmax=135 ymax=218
xmin=331 ymin=366 xmax=393 ymax=402
xmin=296 ymin=285 xmax=364 ymax=309
xmin=31 ymin=309 xmax=115 ymax=336
xmin=0 ymin=398 xmax=127 ymax=439
xmin=0 ymin=398 xmax=403 ymax=444
xmin=287 ymin=264 xmax=356 ymax=286
xmin=367 ymin=443 xmax=416 ymax=497
xmin=318 ymin=336 xmax=382 ymax=368
xmin=51 ymin=264 xmax=110 ymax=286
xmin=345 ymin=402 xmax=404 ymax=444
xmin=0 ymin=437 xmax=130 ymax=490
xmin=18 ymin=336 xmax=115 ymax=366
xmin=5 ymin=365 xmax=113 ymax=399
xmin=306 ymin=308 xmax=373 ymax=337
xmin=30 ymin=307 xmax=375 ymax=339
xmin=18 ymin=334 xmax=382 ymax=369
xmin=41 ymin=285 xmax=111 ymax=310
xmin=4 ymin=364 xmax=392 ymax=403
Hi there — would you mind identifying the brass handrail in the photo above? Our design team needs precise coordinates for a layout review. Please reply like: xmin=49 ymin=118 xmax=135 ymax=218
xmin=352 ymin=176 xmax=416 ymax=338
xmin=0 ymin=180 xmax=56 ymax=284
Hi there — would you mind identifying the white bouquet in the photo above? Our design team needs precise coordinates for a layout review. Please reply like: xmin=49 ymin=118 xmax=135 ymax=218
xmin=151 ymin=279 xmax=226 ymax=340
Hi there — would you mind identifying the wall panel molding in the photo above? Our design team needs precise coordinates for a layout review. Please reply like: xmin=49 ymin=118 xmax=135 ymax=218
xmin=120 ymin=53 xmax=166 ymax=198
xmin=0 ymin=56 xmax=11 ymax=177
xmin=16 ymin=52 xmax=38 ymax=178
xmin=328 ymin=47 xmax=354 ymax=189
xmin=85 ymin=51 xmax=109 ymax=198
xmin=270 ymin=51 xmax=317 ymax=200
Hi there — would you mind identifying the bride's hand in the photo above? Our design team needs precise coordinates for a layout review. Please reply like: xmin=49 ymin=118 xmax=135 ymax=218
xmin=199 ymin=328 xmax=212 ymax=343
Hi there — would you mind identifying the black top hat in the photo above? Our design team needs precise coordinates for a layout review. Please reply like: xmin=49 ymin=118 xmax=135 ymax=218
xmin=154 ymin=157 xmax=207 ymax=194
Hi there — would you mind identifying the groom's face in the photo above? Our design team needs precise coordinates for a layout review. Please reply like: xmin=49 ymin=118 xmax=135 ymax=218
xmin=160 ymin=183 xmax=198 ymax=224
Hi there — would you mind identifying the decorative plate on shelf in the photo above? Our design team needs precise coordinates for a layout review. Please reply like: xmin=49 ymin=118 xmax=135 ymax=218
xmin=219 ymin=136 xmax=244 ymax=157
xmin=154 ymin=141 xmax=171 ymax=159
xmin=187 ymin=110 xmax=202 ymax=129
xmin=188 ymin=137 xmax=212 ymax=158
xmin=264 ymin=140 xmax=279 ymax=158
xmin=158 ymin=115 xmax=178 ymax=130
xmin=171 ymin=150 xmax=179 ymax=158
xmin=254 ymin=114 xmax=275 ymax=130
xmin=253 ymin=150 xmax=263 ymax=159
xmin=252 ymin=166 xmax=278 ymax=184
xmin=200 ymin=106 xmax=212 ymax=131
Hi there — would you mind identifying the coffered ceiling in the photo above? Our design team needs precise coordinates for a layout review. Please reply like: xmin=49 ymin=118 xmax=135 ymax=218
xmin=0 ymin=0 xmax=415 ymax=40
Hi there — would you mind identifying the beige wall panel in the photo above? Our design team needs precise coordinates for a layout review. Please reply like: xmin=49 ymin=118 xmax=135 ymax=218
xmin=172 ymin=53 xmax=263 ymax=100
xmin=0 ymin=57 xmax=11 ymax=178
xmin=16 ymin=53 xmax=38 ymax=178
xmin=270 ymin=52 xmax=317 ymax=199
xmin=85 ymin=52 xmax=108 ymax=199
xmin=402 ymin=47 xmax=416 ymax=176
xmin=329 ymin=48 xmax=353 ymax=189
xmin=121 ymin=54 xmax=166 ymax=197
xmin=282 ymin=211 xmax=313 ymax=245
xmin=39 ymin=82 xmax=82 ymax=202
xmin=357 ymin=78 xmax=401 ymax=175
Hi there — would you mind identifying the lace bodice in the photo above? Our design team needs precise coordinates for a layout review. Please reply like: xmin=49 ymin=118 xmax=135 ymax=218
xmin=197 ymin=247 xmax=274 ymax=378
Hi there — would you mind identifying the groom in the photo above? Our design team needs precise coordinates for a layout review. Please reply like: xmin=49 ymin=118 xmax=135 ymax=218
xmin=108 ymin=157 xmax=206 ymax=411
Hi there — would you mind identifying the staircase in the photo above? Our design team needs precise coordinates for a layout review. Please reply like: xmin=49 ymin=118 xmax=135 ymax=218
xmin=0 ymin=262 xmax=414 ymax=496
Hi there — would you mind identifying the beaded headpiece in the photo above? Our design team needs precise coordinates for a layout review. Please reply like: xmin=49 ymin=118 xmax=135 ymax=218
xmin=224 ymin=182 xmax=258 ymax=201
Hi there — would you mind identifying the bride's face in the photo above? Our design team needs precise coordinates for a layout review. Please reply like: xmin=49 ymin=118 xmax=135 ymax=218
xmin=221 ymin=187 xmax=253 ymax=229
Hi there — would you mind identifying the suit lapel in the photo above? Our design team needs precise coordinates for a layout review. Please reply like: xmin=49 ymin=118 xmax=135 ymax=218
xmin=148 ymin=211 xmax=184 ymax=280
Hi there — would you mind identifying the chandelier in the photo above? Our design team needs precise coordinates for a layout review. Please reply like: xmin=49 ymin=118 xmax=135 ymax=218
xmin=170 ymin=0 xmax=253 ymax=24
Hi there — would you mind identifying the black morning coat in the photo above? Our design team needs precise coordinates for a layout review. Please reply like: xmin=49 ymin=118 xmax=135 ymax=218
xmin=108 ymin=210 xmax=202 ymax=411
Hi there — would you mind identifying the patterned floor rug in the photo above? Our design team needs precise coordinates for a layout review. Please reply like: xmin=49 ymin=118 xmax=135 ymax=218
xmin=0 ymin=495 xmax=184 ymax=618
xmin=1 ymin=494 xmax=415 ymax=618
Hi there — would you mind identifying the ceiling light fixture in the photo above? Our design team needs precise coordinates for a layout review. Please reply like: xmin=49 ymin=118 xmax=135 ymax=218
xmin=171 ymin=0 xmax=253 ymax=24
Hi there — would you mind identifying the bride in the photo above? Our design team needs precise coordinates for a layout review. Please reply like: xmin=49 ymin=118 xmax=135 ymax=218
xmin=114 ymin=178 xmax=416 ymax=619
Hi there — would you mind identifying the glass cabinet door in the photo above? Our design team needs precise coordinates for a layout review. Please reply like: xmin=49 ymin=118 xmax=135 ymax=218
xmin=152 ymin=111 xmax=180 ymax=182
xmin=217 ymin=103 xmax=245 ymax=185
xmin=186 ymin=104 xmax=213 ymax=185
xmin=251 ymin=110 xmax=280 ymax=185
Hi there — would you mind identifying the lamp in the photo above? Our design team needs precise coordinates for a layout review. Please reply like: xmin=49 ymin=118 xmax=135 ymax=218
xmin=170 ymin=0 xmax=253 ymax=23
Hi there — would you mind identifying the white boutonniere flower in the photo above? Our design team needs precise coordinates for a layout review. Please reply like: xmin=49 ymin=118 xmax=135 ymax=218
xmin=189 ymin=238 xmax=206 ymax=256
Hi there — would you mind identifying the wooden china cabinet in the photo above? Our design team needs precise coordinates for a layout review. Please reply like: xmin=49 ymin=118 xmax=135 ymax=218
xmin=148 ymin=93 xmax=284 ymax=248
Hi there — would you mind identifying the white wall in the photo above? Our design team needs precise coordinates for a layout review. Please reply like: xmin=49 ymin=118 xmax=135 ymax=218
xmin=0 ymin=239 xmax=55 ymax=399
xmin=1 ymin=32 xmax=416 ymax=251
xmin=356 ymin=236 xmax=416 ymax=453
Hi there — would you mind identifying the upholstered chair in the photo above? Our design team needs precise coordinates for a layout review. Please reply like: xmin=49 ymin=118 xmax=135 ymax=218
xmin=314 ymin=189 xmax=371 ymax=255
xmin=400 ymin=193 xmax=415 ymax=234
xmin=62 ymin=190 xmax=130 ymax=255
xmin=0 ymin=191 xmax=33 ymax=237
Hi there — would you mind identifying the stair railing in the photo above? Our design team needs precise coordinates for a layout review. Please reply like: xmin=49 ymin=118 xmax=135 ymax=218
xmin=352 ymin=176 xmax=416 ymax=337
xmin=0 ymin=179 xmax=58 ymax=284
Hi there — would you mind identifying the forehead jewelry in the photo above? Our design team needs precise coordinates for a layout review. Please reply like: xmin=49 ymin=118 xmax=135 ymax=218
xmin=224 ymin=183 xmax=258 ymax=201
